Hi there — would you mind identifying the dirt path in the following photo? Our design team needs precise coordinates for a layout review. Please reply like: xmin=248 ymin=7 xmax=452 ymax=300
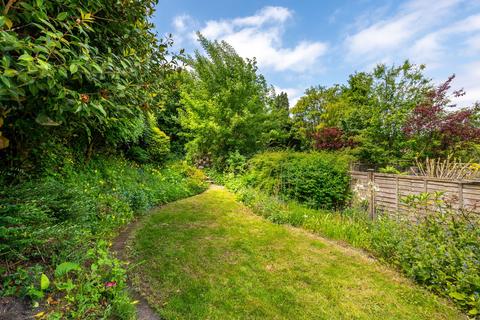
xmin=113 ymin=218 xmax=160 ymax=320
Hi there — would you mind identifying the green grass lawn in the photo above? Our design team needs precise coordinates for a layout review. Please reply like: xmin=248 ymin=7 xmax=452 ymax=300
xmin=128 ymin=186 xmax=464 ymax=320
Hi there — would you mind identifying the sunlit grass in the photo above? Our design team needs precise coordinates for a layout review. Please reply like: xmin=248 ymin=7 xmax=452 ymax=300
xmin=129 ymin=187 xmax=463 ymax=320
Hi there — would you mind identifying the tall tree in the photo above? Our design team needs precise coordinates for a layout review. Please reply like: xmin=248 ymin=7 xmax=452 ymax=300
xmin=403 ymin=75 xmax=480 ymax=159
xmin=179 ymin=33 xmax=270 ymax=167
xmin=291 ymin=85 xmax=345 ymax=148
xmin=362 ymin=61 xmax=431 ymax=163
xmin=265 ymin=91 xmax=293 ymax=148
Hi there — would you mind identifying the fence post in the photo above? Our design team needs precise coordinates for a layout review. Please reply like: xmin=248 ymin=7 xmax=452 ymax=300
xmin=395 ymin=176 xmax=399 ymax=212
xmin=368 ymin=169 xmax=375 ymax=219
xmin=458 ymin=182 xmax=464 ymax=210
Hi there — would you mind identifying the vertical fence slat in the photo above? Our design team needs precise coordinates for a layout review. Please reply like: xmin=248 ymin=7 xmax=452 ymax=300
xmin=458 ymin=182 xmax=464 ymax=210
xmin=395 ymin=176 xmax=399 ymax=219
xmin=368 ymin=170 xmax=375 ymax=219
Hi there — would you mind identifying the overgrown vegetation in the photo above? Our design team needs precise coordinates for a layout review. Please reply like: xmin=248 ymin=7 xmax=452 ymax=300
xmin=1 ymin=157 xmax=207 ymax=318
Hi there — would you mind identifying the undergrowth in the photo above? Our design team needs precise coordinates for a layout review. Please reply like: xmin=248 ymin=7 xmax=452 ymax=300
xmin=0 ymin=157 xmax=208 ymax=319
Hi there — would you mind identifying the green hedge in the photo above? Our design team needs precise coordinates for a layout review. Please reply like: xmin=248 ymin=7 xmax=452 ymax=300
xmin=242 ymin=151 xmax=352 ymax=210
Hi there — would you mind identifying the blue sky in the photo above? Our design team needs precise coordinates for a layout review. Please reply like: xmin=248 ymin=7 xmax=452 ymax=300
xmin=152 ymin=0 xmax=480 ymax=106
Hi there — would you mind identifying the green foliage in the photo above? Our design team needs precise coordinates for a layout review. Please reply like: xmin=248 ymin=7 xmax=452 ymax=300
xmin=242 ymin=151 xmax=352 ymax=210
xmin=145 ymin=111 xmax=171 ymax=162
xmin=379 ymin=166 xmax=402 ymax=174
xmin=0 ymin=0 xmax=178 ymax=170
xmin=179 ymin=33 xmax=271 ymax=167
xmin=0 ymin=157 xmax=207 ymax=318
xmin=155 ymin=70 xmax=191 ymax=154
xmin=292 ymin=61 xmax=433 ymax=164
xmin=371 ymin=193 xmax=480 ymax=315
xmin=265 ymin=91 xmax=295 ymax=148
xmin=292 ymin=85 xmax=347 ymax=148
xmin=225 ymin=150 xmax=247 ymax=174
xmin=46 ymin=241 xmax=136 ymax=319
xmin=55 ymin=262 xmax=81 ymax=278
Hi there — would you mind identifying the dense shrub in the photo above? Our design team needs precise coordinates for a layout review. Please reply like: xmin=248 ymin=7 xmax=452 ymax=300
xmin=242 ymin=151 xmax=352 ymax=209
xmin=0 ymin=157 xmax=207 ymax=318
xmin=0 ymin=0 xmax=179 ymax=171
xmin=371 ymin=195 xmax=480 ymax=315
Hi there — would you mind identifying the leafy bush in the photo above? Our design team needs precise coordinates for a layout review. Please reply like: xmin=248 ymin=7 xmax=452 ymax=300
xmin=371 ymin=194 xmax=480 ymax=316
xmin=225 ymin=150 xmax=247 ymax=174
xmin=0 ymin=157 xmax=207 ymax=318
xmin=0 ymin=0 xmax=179 ymax=171
xmin=379 ymin=165 xmax=402 ymax=174
xmin=145 ymin=112 xmax=171 ymax=162
xmin=242 ymin=151 xmax=352 ymax=209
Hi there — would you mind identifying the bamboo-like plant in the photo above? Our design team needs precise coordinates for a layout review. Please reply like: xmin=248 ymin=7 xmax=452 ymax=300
xmin=413 ymin=155 xmax=480 ymax=180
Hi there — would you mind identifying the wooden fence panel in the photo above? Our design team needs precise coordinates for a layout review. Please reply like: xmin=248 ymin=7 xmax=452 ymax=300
xmin=350 ymin=171 xmax=480 ymax=217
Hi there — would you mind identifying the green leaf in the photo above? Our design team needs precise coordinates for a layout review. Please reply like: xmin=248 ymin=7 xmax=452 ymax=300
xmin=93 ymin=103 xmax=107 ymax=117
xmin=0 ymin=16 xmax=5 ymax=28
xmin=35 ymin=114 xmax=62 ymax=126
xmin=55 ymin=262 xmax=81 ymax=278
xmin=91 ymin=63 xmax=103 ymax=73
xmin=36 ymin=0 xmax=44 ymax=8
xmin=449 ymin=291 xmax=466 ymax=300
xmin=18 ymin=54 xmax=34 ymax=62
xmin=4 ymin=17 xmax=12 ymax=29
xmin=468 ymin=308 xmax=478 ymax=315
xmin=0 ymin=76 xmax=12 ymax=88
xmin=3 ymin=69 xmax=17 ymax=77
xmin=19 ymin=2 xmax=34 ymax=10
xmin=57 ymin=12 xmax=68 ymax=21
xmin=69 ymin=63 xmax=78 ymax=74
xmin=40 ymin=274 xmax=50 ymax=290
xmin=37 ymin=59 xmax=50 ymax=71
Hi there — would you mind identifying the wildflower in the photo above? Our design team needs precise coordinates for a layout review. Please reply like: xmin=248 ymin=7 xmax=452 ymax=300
xmin=105 ymin=281 xmax=117 ymax=288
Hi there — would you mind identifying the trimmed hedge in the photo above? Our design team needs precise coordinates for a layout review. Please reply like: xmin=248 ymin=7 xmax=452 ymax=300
xmin=242 ymin=151 xmax=352 ymax=210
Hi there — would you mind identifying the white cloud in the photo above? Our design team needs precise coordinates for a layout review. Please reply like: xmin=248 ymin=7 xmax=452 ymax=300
xmin=196 ymin=6 xmax=328 ymax=72
xmin=171 ymin=14 xmax=196 ymax=46
xmin=344 ymin=0 xmax=463 ymax=64
xmin=173 ymin=14 xmax=189 ymax=31
xmin=451 ymin=61 xmax=480 ymax=106
xmin=233 ymin=6 xmax=292 ymax=27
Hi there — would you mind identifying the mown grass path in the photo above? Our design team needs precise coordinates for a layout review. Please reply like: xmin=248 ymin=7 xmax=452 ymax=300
xmin=128 ymin=186 xmax=464 ymax=320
